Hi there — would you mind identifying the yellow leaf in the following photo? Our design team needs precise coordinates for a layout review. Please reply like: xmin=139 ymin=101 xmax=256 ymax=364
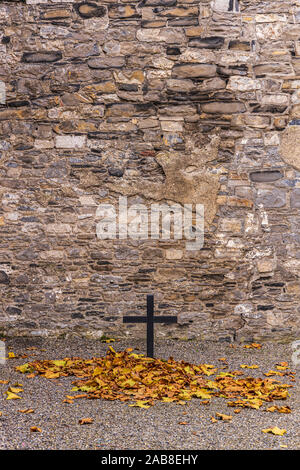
xmin=8 ymin=387 xmax=23 ymax=394
xmin=16 ymin=364 xmax=33 ymax=374
xmin=129 ymin=401 xmax=151 ymax=409
xmin=192 ymin=390 xmax=211 ymax=399
xmin=52 ymin=360 xmax=66 ymax=367
xmin=216 ymin=412 xmax=232 ymax=421
xmin=240 ymin=364 xmax=259 ymax=369
xmin=6 ymin=391 xmax=21 ymax=400
xmin=262 ymin=427 xmax=286 ymax=436
xmin=8 ymin=352 xmax=16 ymax=359
xmin=30 ymin=426 xmax=42 ymax=433
xmin=44 ymin=371 xmax=60 ymax=379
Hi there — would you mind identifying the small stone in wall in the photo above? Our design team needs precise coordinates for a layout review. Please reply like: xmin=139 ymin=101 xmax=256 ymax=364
xmin=22 ymin=51 xmax=63 ymax=63
xmin=0 ymin=81 xmax=5 ymax=104
xmin=55 ymin=135 xmax=86 ymax=149
xmin=74 ymin=2 xmax=107 ymax=19
xmin=257 ymin=258 xmax=276 ymax=273
xmin=165 ymin=249 xmax=183 ymax=260
xmin=255 ymin=189 xmax=286 ymax=208
xmin=212 ymin=0 xmax=239 ymax=12
xmin=0 ymin=271 xmax=9 ymax=285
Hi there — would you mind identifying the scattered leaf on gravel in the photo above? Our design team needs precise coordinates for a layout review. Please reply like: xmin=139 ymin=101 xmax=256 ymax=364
xmin=265 ymin=406 xmax=291 ymax=414
xmin=0 ymin=380 xmax=9 ymax=385
xmin=264 ymin=370 xmax=284 ymax=377
xmin=79 ymin=418 xmax=93 ymax=425
xmin=30 ymin=426 xmax=41 ymax=433
xmin=240 ymin=364 xmax=259 ymax=369
xmin=262 ymin=427 xmax=287 ymax=436
xmin=129 ymin=400 xmax=151 ymax=409
xmin=215 ymin=412 xmax=232 ymax=421
xmin=8 ymin=387 xmax=23 ymax=394
xmin=18 ymin=409 xmax=34 ymax=414
xmin=6 ymin=391 xmax=21 ymax=400
xmin=243 ymin=343 xmax=262 ymax=349
xmin=8 ymin=352 xmax=16 ymax=359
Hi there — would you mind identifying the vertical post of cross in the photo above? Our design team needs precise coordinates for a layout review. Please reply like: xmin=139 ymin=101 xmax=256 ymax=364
xmin=147 ymin=294 xmax=154 ymax=358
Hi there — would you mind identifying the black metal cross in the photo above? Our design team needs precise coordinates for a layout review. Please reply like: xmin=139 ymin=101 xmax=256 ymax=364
xmin=123 ymin=294 xmax=177 ymax=358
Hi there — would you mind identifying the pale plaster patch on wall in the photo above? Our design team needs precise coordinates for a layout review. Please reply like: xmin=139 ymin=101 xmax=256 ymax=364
xmin=108 ymin=131 xmax=221 ymax=226
xmin=280 ymin=125 xmax=300 ymax=171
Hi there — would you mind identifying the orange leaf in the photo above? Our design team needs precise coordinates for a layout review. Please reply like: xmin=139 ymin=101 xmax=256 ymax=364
xmin=79 ymin=418 xmax=94 ymax=425
xmin=30 ymin=426 xmax=42 ymax=433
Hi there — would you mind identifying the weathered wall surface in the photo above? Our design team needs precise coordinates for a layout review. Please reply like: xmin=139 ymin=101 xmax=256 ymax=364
xmin=1 ymin=0 xmax=300 ymax=342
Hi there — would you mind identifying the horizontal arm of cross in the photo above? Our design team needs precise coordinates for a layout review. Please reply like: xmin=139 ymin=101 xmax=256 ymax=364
xmin=123 ymin=316 xmax=147 ymax=323
xmin=123 ymin=316 xmax=177 ymax=324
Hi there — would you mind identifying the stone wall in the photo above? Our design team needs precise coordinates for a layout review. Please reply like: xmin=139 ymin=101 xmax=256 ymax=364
xmin=1 ymin=0 xmax=300 ymax=342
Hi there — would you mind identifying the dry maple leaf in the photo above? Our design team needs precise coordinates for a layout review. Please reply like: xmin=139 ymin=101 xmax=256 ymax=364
xmin=30 ymin=426 xmax=42 ymax=433
xmin=6 ymin=391 xmax=21 ymax=400
xmin=9 ymin=387 xmax=23 ymax=394
xmin=215 ymin=412 xmax=232 ymax=421
xmin=243 ymin=343 xmax=262 ymax=349
xmin=262 ymin=427 xmax=286 ymax=436
xmin=129 ymin=401 xmax=151 ymax=409
xmin=265 ymin=406 xmax=291 ymax=414
xmin=79 ymin=418 xmax=94 ymax=425
xmin=240 ymin=364 xmax=259 ymax=369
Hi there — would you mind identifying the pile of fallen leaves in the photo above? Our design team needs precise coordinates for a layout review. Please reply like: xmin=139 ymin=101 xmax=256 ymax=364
xmin=15 ymin=347 xmax=293 ymax=410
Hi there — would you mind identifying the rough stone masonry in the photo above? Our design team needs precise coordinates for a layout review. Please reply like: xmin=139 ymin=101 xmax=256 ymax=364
xmin=1 ymin=0 xmax=300 ymax=343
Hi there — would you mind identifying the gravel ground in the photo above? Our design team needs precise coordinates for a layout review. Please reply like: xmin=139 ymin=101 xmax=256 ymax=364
xmin=0 ymin=337 xmax=299 ymax=450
